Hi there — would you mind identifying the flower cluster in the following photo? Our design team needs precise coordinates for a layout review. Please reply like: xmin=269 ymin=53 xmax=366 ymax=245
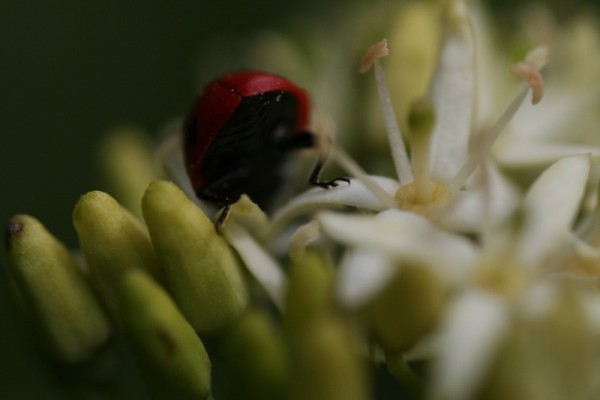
xmin=5 ymin=1 xmax=600 ymax=399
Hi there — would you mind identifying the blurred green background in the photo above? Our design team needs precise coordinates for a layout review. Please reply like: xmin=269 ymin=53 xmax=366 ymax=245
xmin=1 ymin=0 xmax=598 ymax=398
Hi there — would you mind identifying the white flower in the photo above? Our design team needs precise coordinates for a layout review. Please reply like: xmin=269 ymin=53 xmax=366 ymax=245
xmin=430 ymin=154 xmax=595 ymax=400
xmin=255 ymin=2 xmax=600 ymax=397
xmin=250 ymin=1 xmax=541 ymax=310
xmin=267 ymin=1 xmax=549 ymax=239
xmin=167 ymin=0 xmax=553 ymax=313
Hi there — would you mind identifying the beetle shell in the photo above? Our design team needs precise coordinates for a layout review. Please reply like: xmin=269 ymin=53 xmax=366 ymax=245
xmin=183 ymin=72 xmax=312 ymax=209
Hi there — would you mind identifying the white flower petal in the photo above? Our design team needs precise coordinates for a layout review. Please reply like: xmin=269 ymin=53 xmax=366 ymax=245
xmin=431 ymin=290 xmax=510 ymax=400
xmin=439 ymin=164 xmax=520 ymax=234
xmin=438 ymin=191 xmax=485 ymax=233
xmin=159 ymin=133 xmax=196 ymax=200
xmin=429 ymin=0 xmax=474 ymax=183
xmin=336 ymin=247 xmax=397 ymax=309
xmin=223 ymin=223 xmax=286 ymax=309
xmin=508 ymin=87 xmax=600 ymax=141
xmin=519 ymin=281 xmax=558 ymax=321
xmin=469 ymin=3 xmax=508 ymax=128
xmin=158 ymin=132 xmax=215 ymax=214
xmin=267 ymin=176 xmax=399 ymax=235
xmin=318 ymin=209 xmax=478 ymax=285
xmin=495 ymin=140 xmax=600 ymax=170
xmin=518 ymin=155 xmax=590 ymax=269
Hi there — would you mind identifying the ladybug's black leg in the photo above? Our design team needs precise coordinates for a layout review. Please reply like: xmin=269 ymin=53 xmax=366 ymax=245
xmin=308 ymin=157 xmax=350 ymax=189
xmin=285 ymin=132 xmax=349 ymax=189
xmin=214 ymin=205 xmax=231 ymax=235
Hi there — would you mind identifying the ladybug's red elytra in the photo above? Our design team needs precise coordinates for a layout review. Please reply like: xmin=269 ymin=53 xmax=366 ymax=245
xmin=183 ymin=71 xmax=347 ymax=223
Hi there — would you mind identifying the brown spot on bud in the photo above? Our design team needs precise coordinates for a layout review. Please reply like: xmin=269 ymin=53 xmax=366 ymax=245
xmin=158 ymin=330 xmax=176 ymax=358
xmin=5 ymin=219 xmax=24 ymax=249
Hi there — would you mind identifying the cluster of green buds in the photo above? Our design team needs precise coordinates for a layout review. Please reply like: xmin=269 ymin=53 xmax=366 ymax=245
xmin=6 ymin=0 xmax=600 ymax=399
xmin=5 ymin=122 xmax=373 ymax=399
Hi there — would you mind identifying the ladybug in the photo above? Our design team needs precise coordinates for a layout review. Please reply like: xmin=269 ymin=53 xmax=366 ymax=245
xmin=183 ymin=71 xmax=347 ymax=223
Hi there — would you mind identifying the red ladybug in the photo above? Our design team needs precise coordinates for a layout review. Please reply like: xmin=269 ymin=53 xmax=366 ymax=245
xmin=183 ymin=71 xmax=347 ymax=216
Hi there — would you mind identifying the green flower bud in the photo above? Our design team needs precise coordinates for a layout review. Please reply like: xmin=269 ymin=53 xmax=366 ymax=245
xmin=142 ymin=180 xmax=248 ymax=335
xmin=364 ymin=265 xmax=445 ymax=353
xmin=73 ymin=191 xmax=163 ymax=318
xmin=98 ymin=126 xmax=159 ymax=220
xmin=289 ymin=316 xmax=370 ymax=400
xmin=388 ymin=1 xmax=442 ymax=125
xmin=284 ymin=250 xmax=333 ymax=337
xmin=285 ymin=251 xmax=370 ymax=399
xmin=479 ymin=291 xmax=599 ymax=400
xmin=4 ymin=215 xmax=110 ymax=363
xmin=220 ymin=310 xmax=289 ymax=400
xmin=116 ymin=269 xmax=211 ymax=400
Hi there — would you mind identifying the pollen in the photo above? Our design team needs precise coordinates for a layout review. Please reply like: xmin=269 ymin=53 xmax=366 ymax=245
xmin=395 ymin=181 xmax=452 ymax=216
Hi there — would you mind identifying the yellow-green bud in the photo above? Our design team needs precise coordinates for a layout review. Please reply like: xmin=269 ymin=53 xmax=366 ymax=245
xmin=388 ymin=1 xmax=441 ymax=125
xmin=480 ymin=291 xmax=598 ymax=400
xmin=364 ymin=265 xmax=445 ymax=353
xmin=284 ymin=250 xmax=333 ymax=337
xmin=289 ymin=316 xmax=370 ymax=400
xmin=5 ymin=215 xmax=110 ymax=363
xmin=116 ymin=269 xmax=211 ymax=400
xmin=98 ymin=126 xmax=159 ymax=220
xmin=142 ymin=180 xmax=248 ymax=336
xmin=220 ymin=310 xmax=289 ymax=400
xmin=283 ymin=251 xmax=371 ymax=400
xmin=73 ymin=191 xmax=163 ymax=318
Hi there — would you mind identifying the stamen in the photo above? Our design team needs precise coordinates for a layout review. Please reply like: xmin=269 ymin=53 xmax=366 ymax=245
xmin=449 ymin=85 xmax=528 ymax=192
xmin=448 ymin=46 xmax=548 ymax=192
xmin=477 ymin=160 xmax=493 ymax=248
xmin=510 ymin=63 xmax=544 ymax=105
xmin=333 ymin=147 xmax=398 ymax=209
xmin=361 ymin=39 xmax=413 ymax=185
xmin=359 ymin=39 xmax=389 ymax=74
